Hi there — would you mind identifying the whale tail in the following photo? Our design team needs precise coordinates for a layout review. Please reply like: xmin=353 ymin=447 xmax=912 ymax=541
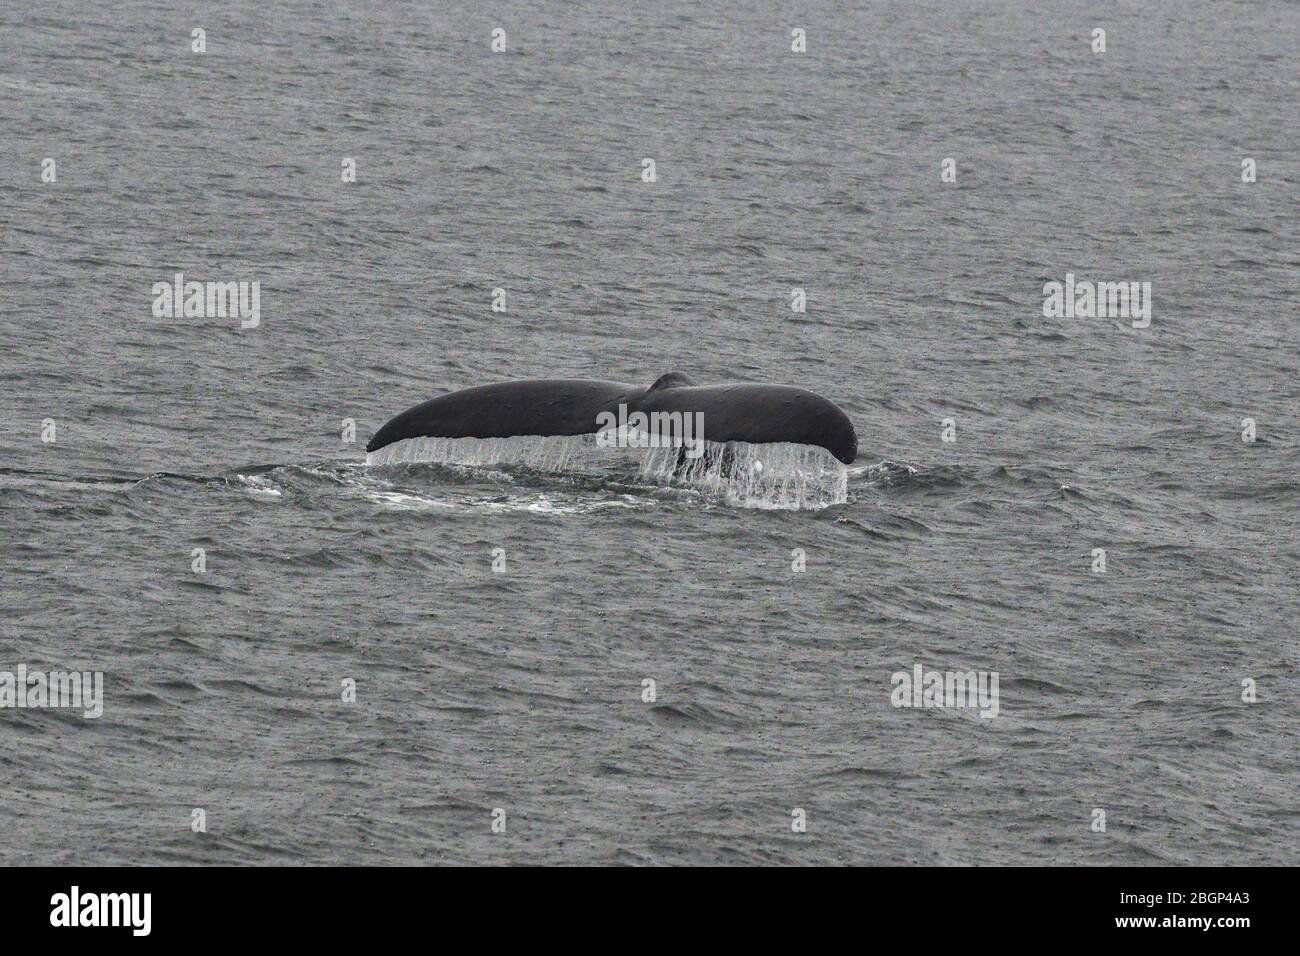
xmin=364 ymin=374 xmax=855 ymax=508
xmin=367 ymin=373 xmax=856 ymax=465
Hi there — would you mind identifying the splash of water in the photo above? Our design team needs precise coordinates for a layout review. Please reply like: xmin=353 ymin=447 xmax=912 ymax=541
xmin=365 ymin=434 xmax=848 ymax=509
xmin=637 ymin=440 xmax=848 ymax=509
xmin=366 ymin=434 xmax=605 ymax=472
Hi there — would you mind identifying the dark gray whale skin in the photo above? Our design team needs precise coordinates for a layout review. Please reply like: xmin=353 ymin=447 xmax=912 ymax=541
xmin=366 ymin=372 xmax=857 ymax=464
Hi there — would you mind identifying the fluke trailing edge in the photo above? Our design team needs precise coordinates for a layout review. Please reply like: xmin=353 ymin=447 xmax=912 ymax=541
xmin=366 ymin=372 xmax=858 ymax=464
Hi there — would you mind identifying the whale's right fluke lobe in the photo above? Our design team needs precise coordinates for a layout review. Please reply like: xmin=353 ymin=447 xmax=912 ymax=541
xmin=367 ymin=372 xmax=857 ymax=464
xmin=632 ymin=378 xmax=857 ymax=464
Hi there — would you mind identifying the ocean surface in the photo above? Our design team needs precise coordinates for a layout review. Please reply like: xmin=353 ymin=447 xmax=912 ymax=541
xmin=2 ymin=0 xmax=1297 ymax=865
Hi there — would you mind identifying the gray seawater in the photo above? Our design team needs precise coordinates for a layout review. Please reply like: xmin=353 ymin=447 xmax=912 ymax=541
xmin=2 ymin=0 xmax=1297 ymax=865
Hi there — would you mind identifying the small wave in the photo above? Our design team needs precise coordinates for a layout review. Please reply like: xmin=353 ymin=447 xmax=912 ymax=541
xmin=856 ymin=460 xmax=917 ymax=485
xmin=858 ymin=460 xmax=971 ymax=493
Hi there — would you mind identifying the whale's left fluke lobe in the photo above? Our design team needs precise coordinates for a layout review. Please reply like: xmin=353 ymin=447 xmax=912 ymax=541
xmin=366 ymin=373 xmax=857 ymax=464
xmin=366 ymin=379 xmax=635 ymax=453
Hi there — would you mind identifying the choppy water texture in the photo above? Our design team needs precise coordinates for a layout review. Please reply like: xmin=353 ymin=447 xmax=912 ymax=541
xmin=2 ymin=0 xmax=1298 ymax=865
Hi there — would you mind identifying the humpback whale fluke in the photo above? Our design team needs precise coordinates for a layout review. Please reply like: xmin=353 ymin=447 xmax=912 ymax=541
xmin=366 ymin=373 xmax=857 ymax=465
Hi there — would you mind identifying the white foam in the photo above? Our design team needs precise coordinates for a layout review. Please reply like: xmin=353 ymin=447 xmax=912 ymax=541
xmin=235 ymin=474 xmax=283 ymax=497
xmin=365 ymin=434 xmax=848 ymax=510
